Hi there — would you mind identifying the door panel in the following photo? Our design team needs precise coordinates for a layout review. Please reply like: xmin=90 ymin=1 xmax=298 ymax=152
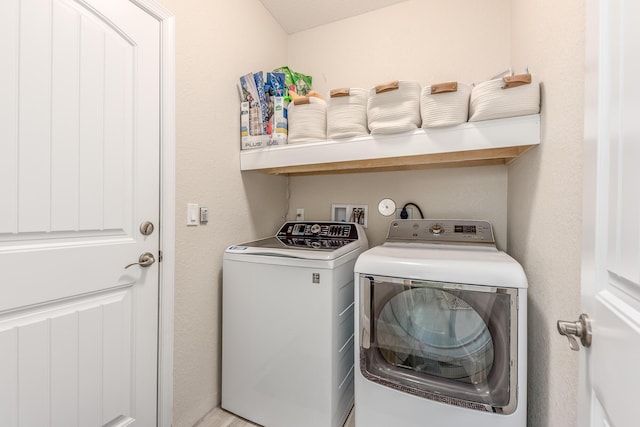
xmin=0 ymin=287 xmax=141 ymax=426
xmin=0 ymin=290 xmax=134 ymax=425
xmin=0 ymin=0 xmax=161 ymax=425
xmin=0 ymin=0 xmax=19 ymax=234
xmin=51 ymin=0 xmax=81 ymax=233
xmin=592 ymin=292 xmax=640 ymax=427
xmin=582 ymin=0 xmax=640 ymax=425
xmin=1 ymin=0 xmax=135 ymax=239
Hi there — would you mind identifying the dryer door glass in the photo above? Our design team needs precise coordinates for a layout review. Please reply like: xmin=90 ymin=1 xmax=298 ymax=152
xmin=377 ymin=287 xmax=494 ymax=382
xmin=359 ymin=275 xmax=518 ymax=414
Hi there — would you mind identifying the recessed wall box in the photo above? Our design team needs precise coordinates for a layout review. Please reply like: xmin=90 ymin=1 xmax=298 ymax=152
xmin=331 ymin=204 xmax=368 ymax=228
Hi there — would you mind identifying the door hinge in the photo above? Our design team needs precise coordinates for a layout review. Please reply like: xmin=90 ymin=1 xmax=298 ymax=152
xmin=158 ymin=250 xmax=163 ymax=262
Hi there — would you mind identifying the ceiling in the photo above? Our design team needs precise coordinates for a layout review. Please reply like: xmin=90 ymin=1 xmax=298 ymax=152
xmin=258 ymin=0 xmax=409 ymax=34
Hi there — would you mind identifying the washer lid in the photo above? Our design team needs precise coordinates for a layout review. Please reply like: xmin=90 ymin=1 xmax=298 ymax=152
xmin=226 ymin=221 xmax=368 ymax=260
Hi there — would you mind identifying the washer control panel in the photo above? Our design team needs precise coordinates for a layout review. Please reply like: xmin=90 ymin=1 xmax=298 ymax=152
xmin=275 ymin=222 xmax=359 ymax=250
xmin=387 ymin=219 xmax=495 ymax=245
xmin=278 ymin=221 xmax=358 ymax=238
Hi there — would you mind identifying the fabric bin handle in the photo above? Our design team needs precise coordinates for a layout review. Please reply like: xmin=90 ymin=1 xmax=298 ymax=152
xmin=293 ymin=96 xmax=311 ymax=105
xmin=330 ymin=88 xmax=351 ymax=97
xmin=502 ymin=73 xmax=532 ymax=89
xmin=430 ymin=81 xmax=458 ymax=94
xmin=375 ymin=80 xmax=400 ymax=94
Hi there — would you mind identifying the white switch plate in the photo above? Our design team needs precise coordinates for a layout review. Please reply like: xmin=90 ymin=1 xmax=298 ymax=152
xmin=187 ymin=203 xmax=199 ymax=226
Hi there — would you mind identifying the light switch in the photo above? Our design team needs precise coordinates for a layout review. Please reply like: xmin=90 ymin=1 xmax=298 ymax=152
xmin=187 ymin=203 xmax=199 ymax=226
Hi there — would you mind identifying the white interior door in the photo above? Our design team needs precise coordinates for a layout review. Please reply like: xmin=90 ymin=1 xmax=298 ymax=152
xmin=0 ymin=0 xmax=162 ymax=425
xmin=578 ymin=0 xmax=640 ymax=425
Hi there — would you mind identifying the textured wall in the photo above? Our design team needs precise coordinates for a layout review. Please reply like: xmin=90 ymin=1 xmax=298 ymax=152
xmin=288 ymin=0 xmax=512 ymax=97
xmin=159 ymin=1 xmax=288 ymax=426
xmin=286 ymin=0 xmax=512 ymax=248
xmin=289 ymin=167 xmax=508 ymax=249
xmin=507 ymin=1 xmax=585 ymax=426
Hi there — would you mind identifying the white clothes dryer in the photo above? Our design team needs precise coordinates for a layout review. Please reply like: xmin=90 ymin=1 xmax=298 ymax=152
xmin=222 ymin=221 xmax=368 ymax=427
xmin=354 ymin=219 xmax=527 ymax=427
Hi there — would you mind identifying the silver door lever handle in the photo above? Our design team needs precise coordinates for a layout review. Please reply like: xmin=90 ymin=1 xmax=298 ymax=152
xmin=557 ymin=313 xmax=592 ymax=351
xmin=125 ymin=252 xmax=156 ymax=269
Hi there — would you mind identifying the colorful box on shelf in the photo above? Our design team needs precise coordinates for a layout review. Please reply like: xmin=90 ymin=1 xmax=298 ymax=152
xmin=240 ymin=97 xmax=288 ymax=150
xmin=270 ymin=96 xmax=288 ymax=145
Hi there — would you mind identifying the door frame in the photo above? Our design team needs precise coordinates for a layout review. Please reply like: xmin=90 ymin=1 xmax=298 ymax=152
xmin=131 ymin=1 xmax=176 ymax=426
xmin=579 ymin=0 xmax=597 ymax=422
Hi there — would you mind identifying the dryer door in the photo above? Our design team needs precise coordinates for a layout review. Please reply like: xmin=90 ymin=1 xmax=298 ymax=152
xmin=359 ymin=275 xmax=518 ymax=414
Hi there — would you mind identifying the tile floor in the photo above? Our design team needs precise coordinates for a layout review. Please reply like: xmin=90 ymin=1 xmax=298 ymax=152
xmin=196 ymin=407 xmax=355 ymax=427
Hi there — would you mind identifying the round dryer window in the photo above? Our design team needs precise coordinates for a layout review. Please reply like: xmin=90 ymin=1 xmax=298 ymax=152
xmin=376 ymin=287 xmax=494 ymax=384
xmin=360 ymin=276 xmax=519 ymax=413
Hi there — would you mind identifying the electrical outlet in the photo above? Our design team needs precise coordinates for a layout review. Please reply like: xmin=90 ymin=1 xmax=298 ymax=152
xmin=296 ymin=208 xmax=304 ymax=221
xmin=396 ymin=207 xmax=413 ymax=219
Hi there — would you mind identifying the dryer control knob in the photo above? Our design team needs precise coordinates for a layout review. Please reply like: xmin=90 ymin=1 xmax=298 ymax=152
xmin=430 ymin=224 xmax=443 ymax=235
xmin=310 ymin=224 xmax=321 ymax=234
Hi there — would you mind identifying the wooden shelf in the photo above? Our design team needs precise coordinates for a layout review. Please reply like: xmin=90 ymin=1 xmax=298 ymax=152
xmin=240 ymin=114 xmax=540 ymax=176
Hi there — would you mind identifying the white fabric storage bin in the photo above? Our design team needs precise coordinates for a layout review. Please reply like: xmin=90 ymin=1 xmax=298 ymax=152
xmin=420 ymin=81 xmax=471 ymax=128
xmin=367 ymin=80 xmax=421 ymax=134
xmin=287 ymin=96 xmax=327 ymax=144
xmin=469 ymin=74 xmax=540 ymax=122
xmin=327 ymin=88 xmax=369 ymax=139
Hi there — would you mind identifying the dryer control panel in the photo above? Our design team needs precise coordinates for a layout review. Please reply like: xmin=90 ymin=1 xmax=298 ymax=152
xmin=387 ymin=219 xmax=495 ymax=245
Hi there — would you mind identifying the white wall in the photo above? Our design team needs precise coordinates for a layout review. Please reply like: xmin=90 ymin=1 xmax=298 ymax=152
xmin=288 ymin=0 xmax=512 ymax=97
xmin=286 ymin=0 xmax=512 ymax=249
xmin=158 ymin=1 xmax=288 ymax=426
xmin=289 ymin=167 xmax=509 ymax=249
xmin=508 ymin=1 xmax=585 ymax=426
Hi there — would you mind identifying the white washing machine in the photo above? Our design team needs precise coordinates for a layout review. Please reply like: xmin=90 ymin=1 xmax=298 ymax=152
xmin=354 ymin=219 xmax=527 ymax=427
xmin=222 ymin=221 xmax=368 ymax=427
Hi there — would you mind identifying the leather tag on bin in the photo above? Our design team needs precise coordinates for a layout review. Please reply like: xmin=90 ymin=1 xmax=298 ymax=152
xmin=293 ymin=96 xmax=311 ymax=105
xmin=431 ymin=81 xmax=458 ymax=94
xmin=503 ymin=74 xmax=532 ymax=89
xmin=330 ymin=88 xmax=351 ymax=98
xmin=375 ymin=80 xmax=400 ymax=94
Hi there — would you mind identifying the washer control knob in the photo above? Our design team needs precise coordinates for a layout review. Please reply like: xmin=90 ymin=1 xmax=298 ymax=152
xmin=310 ymin=224 xmax=321 ymax=234
xmin=429 ymin=224 xmax=443 ymax=235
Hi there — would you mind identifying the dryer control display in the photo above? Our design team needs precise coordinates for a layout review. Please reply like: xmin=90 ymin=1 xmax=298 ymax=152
xmin=454 ymin=225 xmax=476 ymax=233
